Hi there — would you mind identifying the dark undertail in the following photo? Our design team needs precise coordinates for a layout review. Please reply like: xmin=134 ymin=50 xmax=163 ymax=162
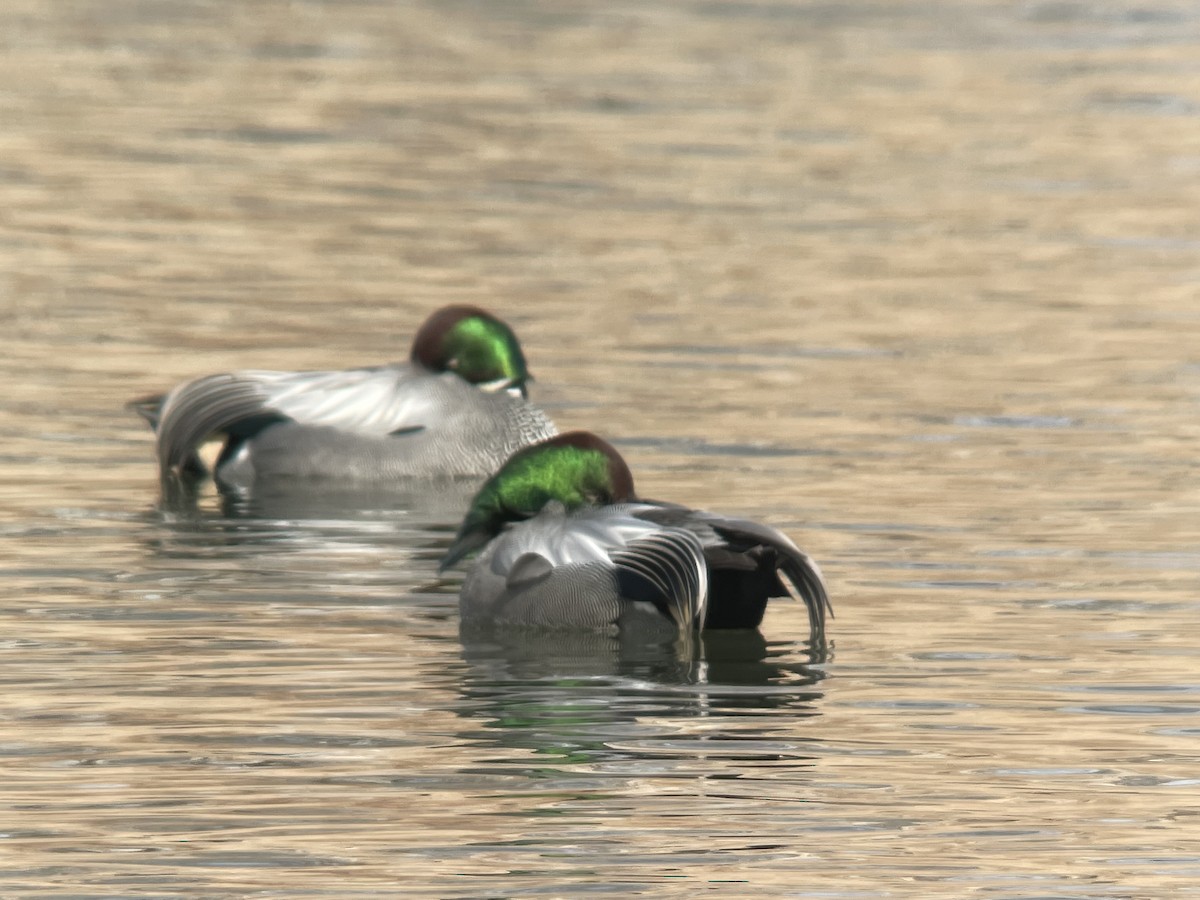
xmin=702 ymin=519 xmax=831 ymax=643
xmin=212 ymin=413 xmax=291 ymax=474
xmin=702 ymin=542 xmax=831 ymax=643
xmin=702 ymin=556 xmax=781 ymax=630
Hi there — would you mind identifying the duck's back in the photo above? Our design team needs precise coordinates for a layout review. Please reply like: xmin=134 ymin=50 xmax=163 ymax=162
xmin=214 ymin=370 xmax=557 ymax=486
xmin=458 ymin=505 xmax=697 ymax=637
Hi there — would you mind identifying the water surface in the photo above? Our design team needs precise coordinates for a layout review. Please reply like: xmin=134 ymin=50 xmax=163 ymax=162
xmin=3 ymin=1 xmax=1200 ymax=896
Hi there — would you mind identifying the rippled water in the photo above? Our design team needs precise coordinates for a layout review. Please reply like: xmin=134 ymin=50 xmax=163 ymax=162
xmin=4 ymin=0 xmax=1200 ymax=896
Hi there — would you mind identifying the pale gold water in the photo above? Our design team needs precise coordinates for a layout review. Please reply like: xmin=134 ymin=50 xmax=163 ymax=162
xmin=2 ymin=1 xmax=1200 ymax=896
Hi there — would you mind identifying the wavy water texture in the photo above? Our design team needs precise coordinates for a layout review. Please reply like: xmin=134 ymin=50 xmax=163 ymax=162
xmin=2 ymin=0 xmax=1200 ymax=897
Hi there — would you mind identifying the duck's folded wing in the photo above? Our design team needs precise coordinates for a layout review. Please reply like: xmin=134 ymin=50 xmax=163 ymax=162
xmin=248 ymin=367 xmax=432 ymax=432
xmin=485 ymin=507 xmax=709 ymax=632
xmin=637 ymin=504 xmax=831 ymax=640
xmin=153 ymin=374 xmax=281 ymax=475
xmin=609 ymin=529 xmax=708 ymax=632
xmin=153 ymin=366 xmax=432 ymax=475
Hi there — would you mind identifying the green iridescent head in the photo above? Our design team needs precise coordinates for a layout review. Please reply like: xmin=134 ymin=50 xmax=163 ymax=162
xmin=440 ymin=432 xmax=636 ymax=570
xmin=410 ymin=305 xmax=531 ymax=396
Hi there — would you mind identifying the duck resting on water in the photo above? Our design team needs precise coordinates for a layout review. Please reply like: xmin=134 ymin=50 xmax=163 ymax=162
xmin=131 ymin=305 xmax=558 ymax=492
xmin=440 ymin=432 xmax=831 ymax=642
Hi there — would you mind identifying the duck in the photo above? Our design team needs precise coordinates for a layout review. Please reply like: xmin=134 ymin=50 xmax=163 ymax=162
xmin=440 ymin=432 xmax=831 ymax=642
xmin=131 ymin=305 xmax=558 ymax=490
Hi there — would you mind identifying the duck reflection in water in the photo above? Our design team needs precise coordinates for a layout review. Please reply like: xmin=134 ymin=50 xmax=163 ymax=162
xmin=454 ymin=625 xmax=828 ymax=768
